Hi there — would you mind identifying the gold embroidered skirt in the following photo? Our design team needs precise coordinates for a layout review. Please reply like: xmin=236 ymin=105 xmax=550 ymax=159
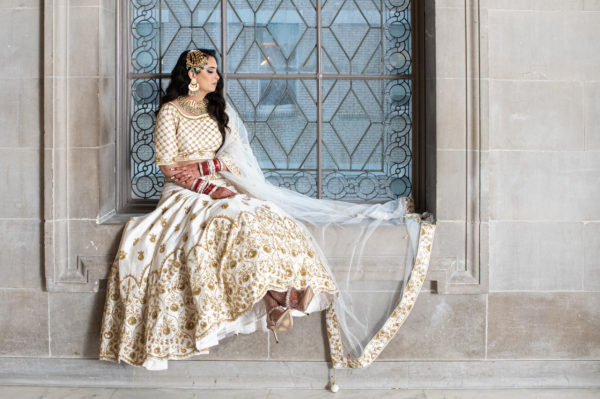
xmin=99 ymin=181 xmax=338 ymax=370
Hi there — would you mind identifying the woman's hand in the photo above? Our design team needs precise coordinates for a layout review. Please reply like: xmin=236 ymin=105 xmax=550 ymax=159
xmin=210 ymin=187 xmax=236 ymax=199
xmin=171 ymin=163 xmax=201 ymax=183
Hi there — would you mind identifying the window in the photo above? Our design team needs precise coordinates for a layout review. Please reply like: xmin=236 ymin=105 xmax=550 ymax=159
xmin=121 ymin=0 xmax=424 ymax=210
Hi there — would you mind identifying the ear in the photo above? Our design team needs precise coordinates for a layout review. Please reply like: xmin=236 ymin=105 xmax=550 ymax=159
xmin=187 ymin=69 xmax=195 ymax=80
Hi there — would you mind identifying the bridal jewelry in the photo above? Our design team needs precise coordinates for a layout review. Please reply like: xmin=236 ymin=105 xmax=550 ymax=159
xmin=178 ymin=96 xmax=208 ymax=116
xmin=188 ymin=77 xmax=199 ymax=94
xmin=186 ymin=50 xmax=209 ymax=73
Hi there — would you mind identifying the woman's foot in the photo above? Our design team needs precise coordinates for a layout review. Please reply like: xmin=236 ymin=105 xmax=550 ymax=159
xmin=264 ymin=292 xmax=293 ymax=343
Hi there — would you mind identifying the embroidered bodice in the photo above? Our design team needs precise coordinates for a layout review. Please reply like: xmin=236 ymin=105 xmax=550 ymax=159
xmin=154 ymin=102 xmax=223 ymax=166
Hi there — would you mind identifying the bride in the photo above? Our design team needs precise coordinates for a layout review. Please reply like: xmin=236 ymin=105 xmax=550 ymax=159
xmin=100 ymin=49 xmax=434 ymax=373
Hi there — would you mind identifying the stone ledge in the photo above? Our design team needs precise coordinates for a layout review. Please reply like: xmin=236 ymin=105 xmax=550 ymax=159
xmin=1 ymin=358 xmax=599 ymax=390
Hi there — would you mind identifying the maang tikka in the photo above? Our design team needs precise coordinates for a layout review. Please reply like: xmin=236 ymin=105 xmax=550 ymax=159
xmin=186 ymin=50 xmax=209 ymax=95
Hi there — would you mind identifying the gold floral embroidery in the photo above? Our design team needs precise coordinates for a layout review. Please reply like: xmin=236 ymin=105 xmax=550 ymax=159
xmin=118 ymin=250 xmax=127 ymax=260
xmin=149 ymin=234 xmax=157 ymax=243
xmin=99 ymin=194 xmax=338 ymax=367
xmin=138 ymin=251 xmax=144 ymax=261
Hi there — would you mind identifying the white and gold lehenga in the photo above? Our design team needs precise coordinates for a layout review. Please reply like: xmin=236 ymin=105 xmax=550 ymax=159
xmin=99 ymin=102 xmax=436 ymax=371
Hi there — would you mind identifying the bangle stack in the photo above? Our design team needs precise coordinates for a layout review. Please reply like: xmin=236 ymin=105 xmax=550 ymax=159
xmin=192 ymin=178 xmax=218 ymax=195
xmin=200 ymin=158 xmax=224 ymax=177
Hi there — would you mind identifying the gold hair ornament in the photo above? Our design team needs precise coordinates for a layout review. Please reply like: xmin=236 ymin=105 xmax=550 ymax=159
xmin=186 ymin=50 xmax=209 ymax=73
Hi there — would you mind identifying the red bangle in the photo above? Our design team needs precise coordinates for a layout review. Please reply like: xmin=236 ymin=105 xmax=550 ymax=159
xmin=201 ymin=161 xmax=210 ymax=176
xmin=192 ymin=178 xmax=201 ymax=192
xmin=202 ymin=183 xmax=216 ymax=195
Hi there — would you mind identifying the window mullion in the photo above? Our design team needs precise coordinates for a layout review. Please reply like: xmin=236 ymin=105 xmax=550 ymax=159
xmin=316 ymin=0 xmax=323 ymax=199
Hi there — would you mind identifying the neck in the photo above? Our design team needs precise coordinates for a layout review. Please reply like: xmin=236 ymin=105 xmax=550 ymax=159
xmin=187 ymin=91 xmax=207 ymax=101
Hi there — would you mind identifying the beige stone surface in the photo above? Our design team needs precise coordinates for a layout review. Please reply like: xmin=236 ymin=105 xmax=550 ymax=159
xmin=99 ymin=143 xmax=116 ymax=218
xmin=68 ymin=148 xmax=100 ymax=219
xmin=483 ymin=0 xmax=586 ymax=10
xmin=488 ymin=9 xmax=600 ymax=80
xmin=584 ymin=81 xmax=600 ymax=151
xmin=434 ymin=7 xmax=467 ymax=79
xmin=202 ymin=330 xmax=269 ymax=360
xmin=488 ymin=151 xmax=600 ymax=221
xmin=2 ymin=387 xmax=600 ymax=399
xmin=489 ymin=80 xmax=584 ymax=151
xmin=0 ymin=220 xmax=42 ymax=289
xmin=68 ymin=77 xmax=100 ymax=148
xmin=67 ymin=5 xmax=99 ymax=77
xmin=0 ymin=6 xmax=40 ymax=76
xmin=436 ymin=150 xmax=467 ymax=220
xmin=488 ymin=293 xmax=600 ymax=359
xmin=0 ymin=149 xmax=40 ymax=219
xmin=269 ymin=312 xmax=328 ymax=360
xmin=380 ymin=293 xmax=486 ymax=360
xmin=489 ymin=221 xmax=584 ymax=291
xmin=583 ymin=222 xmax=600 ymax=291
xmin=0 ymin=78 xmax=41 ymax=149
xmin=49 ymin=292 xmax=104 ymax=357
xmin=0 ymin=289 xmax=48 ymax=356
xmin=436 ymin=79 xmax=467 ymax=150
xmin=584 ymin=0 xmax=600 ymax=10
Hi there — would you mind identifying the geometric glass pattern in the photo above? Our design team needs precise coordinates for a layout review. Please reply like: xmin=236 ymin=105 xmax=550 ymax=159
xmin=129 ymin=0 xmax=414 ymax=202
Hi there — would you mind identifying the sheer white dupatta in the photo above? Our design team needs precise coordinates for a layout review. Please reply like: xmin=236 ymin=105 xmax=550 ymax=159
xmin=218 ymin=104 xmax=436 ymax=368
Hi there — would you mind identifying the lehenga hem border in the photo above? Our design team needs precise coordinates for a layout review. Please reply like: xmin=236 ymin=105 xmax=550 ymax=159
xmin=325 ymin=219 xmax=436 ymax=369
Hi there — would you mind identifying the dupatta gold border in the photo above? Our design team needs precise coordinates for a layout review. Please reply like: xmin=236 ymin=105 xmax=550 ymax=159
xmin=325 ymin=219 xmax=436 ymax=369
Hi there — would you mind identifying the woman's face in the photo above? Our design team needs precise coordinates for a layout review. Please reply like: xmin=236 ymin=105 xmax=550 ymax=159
xmin=188 ymin=56 xmax=220 ymax=97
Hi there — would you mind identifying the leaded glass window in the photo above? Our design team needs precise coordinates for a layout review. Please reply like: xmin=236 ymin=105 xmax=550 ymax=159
xmin=127 ymin=0 xmax=416 ymax=203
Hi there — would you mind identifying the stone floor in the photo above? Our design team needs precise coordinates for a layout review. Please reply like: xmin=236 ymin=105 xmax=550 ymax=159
xmin=0 ymin=387 xmax=599 ymax=398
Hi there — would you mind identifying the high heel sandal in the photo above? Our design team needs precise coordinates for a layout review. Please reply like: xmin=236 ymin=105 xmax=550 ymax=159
xmin=266 ymin=305 xmax=293 ymax=343
xmin=285 ymin=286 xmax=315 ymax=315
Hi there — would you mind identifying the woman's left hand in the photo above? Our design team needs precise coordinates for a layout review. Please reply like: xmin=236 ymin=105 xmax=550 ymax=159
xmin=171 ymin=164 xmax=201 ymax=184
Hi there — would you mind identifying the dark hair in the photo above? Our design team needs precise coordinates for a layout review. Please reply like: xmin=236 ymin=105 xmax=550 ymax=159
xmin=159 ymin=49 xmax=229 ymax=141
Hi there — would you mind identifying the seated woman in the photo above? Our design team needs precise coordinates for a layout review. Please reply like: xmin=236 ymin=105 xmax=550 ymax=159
xmin=99 ymin=49 xmax=338 ymax=370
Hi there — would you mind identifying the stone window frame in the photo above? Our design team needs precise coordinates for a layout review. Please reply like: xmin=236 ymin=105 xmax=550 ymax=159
xmin=43 ymin=0 xmax=487 ymax=296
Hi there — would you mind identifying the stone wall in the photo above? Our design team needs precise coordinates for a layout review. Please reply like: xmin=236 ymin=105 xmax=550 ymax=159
xmin=0 ymin=0 xmax=599 ymax=389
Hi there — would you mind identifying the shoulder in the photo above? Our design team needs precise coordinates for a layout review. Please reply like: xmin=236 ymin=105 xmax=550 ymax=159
xmin=157 ymin=102 xmax=181 ymax=121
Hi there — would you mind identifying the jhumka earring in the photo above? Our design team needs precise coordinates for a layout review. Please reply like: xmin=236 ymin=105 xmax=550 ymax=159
xmin=188 ymin=78 xmax=199 ymax=95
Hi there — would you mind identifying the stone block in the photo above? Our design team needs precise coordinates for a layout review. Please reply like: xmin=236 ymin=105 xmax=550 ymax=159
xmin=489 ymin=80 xmax=583 ymax=151
xmin=68 ymin=5 xmax=99 ymax=77
xmin=0 ymin=220 xmax=42 ymax=289
xmin=99 ymin=143 xmax=116 ymax=218
xmin=269 ymin=312 xmax=328 ymax=361
xmin=68 ymin=219 xmax=123 ymax=263
xmin=584 ymin=81 xmax=600 ymax=151
xmin=99 ymin=7 xmax=115 ymax=78
xmin=68 ymin=147 xmax=100 ymax=219
xmin=436 ymin=79 xmax=467 ymax=150
xmin=99 ymin=78 xmax=115 ymax=146
xmin=430 ymin=221 xmax=466 ymax=265
xmin=0 ymin=78 xmax=41 ymax=149
xmin=584 ymin=222 xmax=600 ymax=291
xmin=49 ymin=292 xmax=104 ymax=357
xmin=203 ymin=330 xmax=269 ymax=360
xmin=488 ymin=151 xmax=600 ymax=221
xmin=0 ymin=288 xmax=48 ymax=356
xmin=0 ymin=7 xmax=40 ymax=76
xmin=489 ymin=221 xmax=584 ymax=291
xmin=584 ymin=0 xmax=600 ymax=10
xmin=436 ymin=150 xmax=466 ymax=220
xmin=488 ymin=10 xmax=600 ymax=80
xmin=68 ymin=77 xmax=101 ymax=148
xmin=435 ymin=7 xmax=466 ymax=79
xmin=482 ymin=0 xmax=585 ymax=10
xmin=488 ymin=293 xmax=600 ymax=359
xmin=380 ymin=293 xmax=486 ymax=360
xmin=0 ymin=0 xmax=40 ymax=8
xmin=0 ymin=149 xmax=40 ymax=219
